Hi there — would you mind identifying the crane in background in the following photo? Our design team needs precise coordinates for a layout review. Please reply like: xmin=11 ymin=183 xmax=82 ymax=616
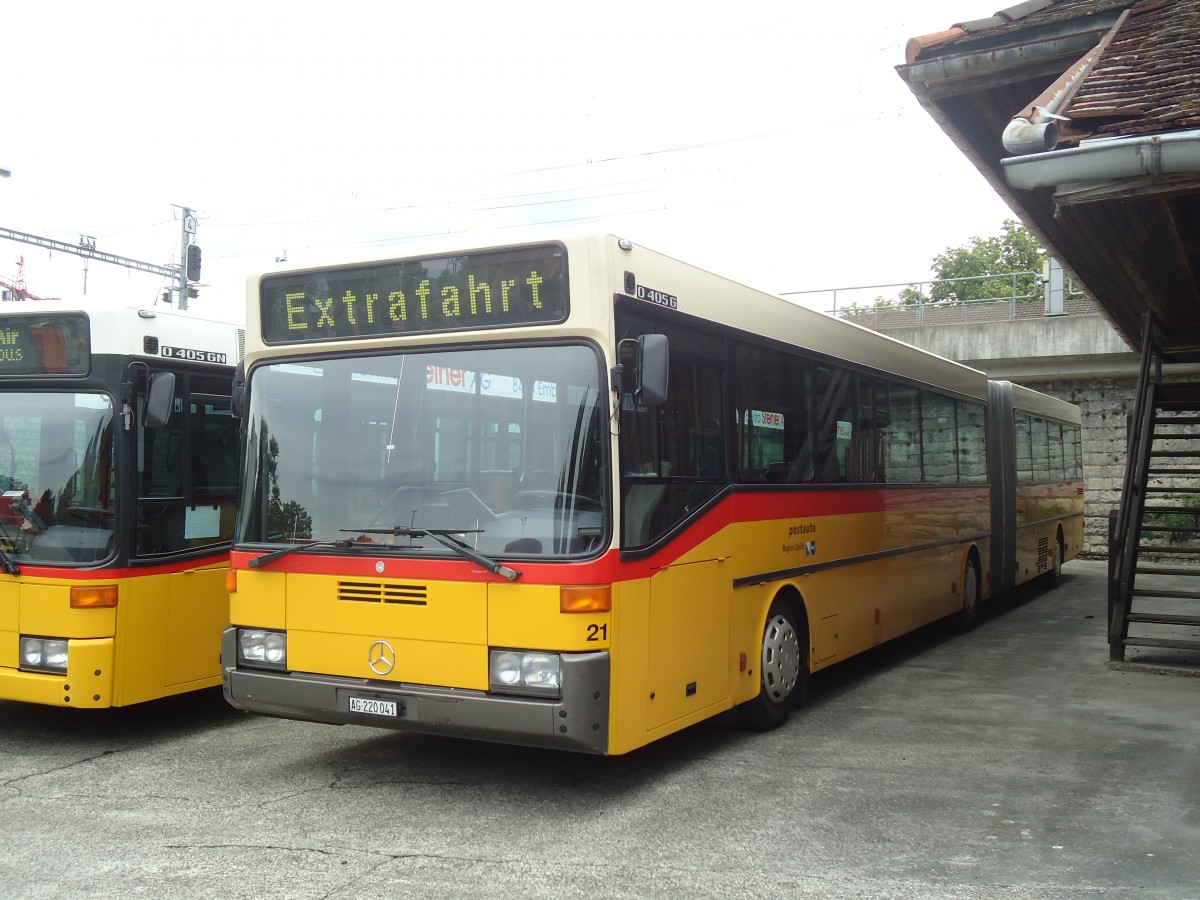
xmin=0 ymin=255 xmax=59 ymax=302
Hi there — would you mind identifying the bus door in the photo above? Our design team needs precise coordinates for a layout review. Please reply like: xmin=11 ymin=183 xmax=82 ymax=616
xmin=133 ymin=371 xmax=236 ymax=696
xmin=617 ymin=315 xmax=732 ymax=730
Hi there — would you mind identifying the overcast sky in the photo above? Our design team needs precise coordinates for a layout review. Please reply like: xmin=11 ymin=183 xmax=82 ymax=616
xmin=2 ymin=0 xmax=1015 ymax=320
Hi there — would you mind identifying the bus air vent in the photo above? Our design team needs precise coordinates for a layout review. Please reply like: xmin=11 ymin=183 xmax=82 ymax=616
xmin=338 ymin=581 xmax=428 ymax=605
xmin=144 ymin=336 xmax=160 ymax=354
xmin=1037 ymin=536 xmax=1050 ymax=572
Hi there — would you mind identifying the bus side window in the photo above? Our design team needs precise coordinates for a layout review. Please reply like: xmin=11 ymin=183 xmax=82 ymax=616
xmin=191 ymin=397 xmax=238 ymax=495
xmin=139 ymin=396 xmax=184 ymax=498
xmin=1014 ymin=413 xmax=1033 ymax=483
xmin=137 ymin=379 xmax=237 ymax=556
xmin=921 ymin=391 xmax=959 ymax=484
xmin=619 ymin=319 xmax=725 ymax=548
xmin=733 ymin=342 xmax=812 ymax=484
xmin=884 ymin=384 xmax=922 ymax=484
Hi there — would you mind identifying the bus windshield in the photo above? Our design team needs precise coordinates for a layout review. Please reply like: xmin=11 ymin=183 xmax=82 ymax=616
xmin=0 ymin=391 xmax=116 ymax=565
xmin=238 ymin=343 xmax=608 ymax=559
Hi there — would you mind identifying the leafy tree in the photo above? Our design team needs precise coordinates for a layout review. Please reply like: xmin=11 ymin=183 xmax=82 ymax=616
xmin=838 ymin=219 xmax=1045 ymax=313
xmin=927 ymin=219 xmax=1043 ymax=303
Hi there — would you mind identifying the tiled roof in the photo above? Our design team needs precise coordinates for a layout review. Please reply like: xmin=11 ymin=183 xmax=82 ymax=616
xmin=1067 ymin=0 xmax=1200 ymax=137
xmin=901 ymin=0 xmax=1200 ymax=360
xmin=914 ymin=0 xmax=1131 ymax=57
xmin=953 ymin=0 xmax=1129 ymax=36
xmin=910 ymin=0 xmax=1200 ymax=140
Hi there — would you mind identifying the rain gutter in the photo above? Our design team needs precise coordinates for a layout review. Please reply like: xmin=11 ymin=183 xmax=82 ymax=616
xmin=1000 ymin=9 xmax=1130 ymax=155
xmin=1002 ymin=128 xmax=1200 ymax=190
xmin=899 ymin=32 xmax=1102 ymax=92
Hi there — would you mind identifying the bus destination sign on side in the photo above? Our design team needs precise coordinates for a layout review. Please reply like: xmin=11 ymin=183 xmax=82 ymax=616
xmin=260 ymin=244 xmax=568 ymax=344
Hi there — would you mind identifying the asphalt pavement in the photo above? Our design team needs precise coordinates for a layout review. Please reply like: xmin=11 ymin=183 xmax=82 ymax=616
xmin=1 ymin=558 xmax=1197 ymax=899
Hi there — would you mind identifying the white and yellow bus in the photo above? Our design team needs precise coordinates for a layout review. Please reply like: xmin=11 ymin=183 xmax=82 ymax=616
xmin=222 ymin=234 xmax=1083 ymax=754
xmin=0 ymin=300 xmax=242 ymax=707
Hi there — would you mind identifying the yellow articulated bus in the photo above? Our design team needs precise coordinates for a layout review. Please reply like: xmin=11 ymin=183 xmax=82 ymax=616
xmin=0 ymin=300 xmax=243 ymax=707
xmin=222 ymin=233 xmax=1083 ymax=754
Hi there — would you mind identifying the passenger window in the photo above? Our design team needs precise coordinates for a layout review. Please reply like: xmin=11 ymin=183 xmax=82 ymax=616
xmin=733 ymin=343 xmax=812 ymax=484
xmin=957 ymin=401 xmax=987 ymax=483
xmin=884 ymin=384 xmax=922 ymax=483
xmin=921 ymin=392 xmax=958 ymax=484
xmin=1031 ymin=416 xmax=1050 ymax=482
xmin=1014 ymin=414 xmax=1033 ymax=484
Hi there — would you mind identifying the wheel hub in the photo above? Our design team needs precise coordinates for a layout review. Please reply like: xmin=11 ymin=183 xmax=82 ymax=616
xmin=761 ymin=614 xmax=801 ymax=703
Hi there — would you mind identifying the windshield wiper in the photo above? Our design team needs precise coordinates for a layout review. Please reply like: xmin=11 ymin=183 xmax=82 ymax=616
xmin=248 ymin=539 xmax=357 ymax=569
xmin=0 ymin=544 xmax=19 ymax=577
xmin=350 ymin=526 xmax=521 ymax=582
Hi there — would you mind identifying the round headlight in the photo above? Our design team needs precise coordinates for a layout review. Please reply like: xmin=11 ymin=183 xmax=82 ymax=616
xmin=492 ymin=651 xmax=522 ymax=686
xmin=264 ymin=633 xmax=286 ymax=664
xmin=521 ymin=653 xmax=561 ymax=689
xmin=20 ymin=637 xmax=43 ymax=668
xmin=45 ymin=643 xmax=69 ymax=669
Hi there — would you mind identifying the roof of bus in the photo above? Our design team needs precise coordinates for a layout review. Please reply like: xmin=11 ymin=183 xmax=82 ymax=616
xmin=242 ymin=230 xmax=1066 ymax=406
xmin=0 ymin=297 xmax=244 ymax=364
xmin=1008 ymin=381 xmax=1081 ymax=425
xmin=606 ymin=234 xmax=994 ymax=402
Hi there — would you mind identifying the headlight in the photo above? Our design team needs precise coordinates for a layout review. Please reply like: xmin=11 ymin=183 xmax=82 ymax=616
xmin=489 ymin=649 xmax=561 ymax=698
xmin=237 ymin=628 xmax=287 ymax=670
xmin=20 ymin=636 xmax=69 ymax=673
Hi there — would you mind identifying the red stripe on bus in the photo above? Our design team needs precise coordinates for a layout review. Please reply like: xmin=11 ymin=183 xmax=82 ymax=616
xmin=13 ymin=551 xmax=230 ymax=580
xmin=230 ymin=483 xmax=996 ymax=585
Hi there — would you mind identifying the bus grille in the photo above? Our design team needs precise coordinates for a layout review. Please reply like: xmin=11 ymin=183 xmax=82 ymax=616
xmin=338 ymin=581 xmax=428 ymax=605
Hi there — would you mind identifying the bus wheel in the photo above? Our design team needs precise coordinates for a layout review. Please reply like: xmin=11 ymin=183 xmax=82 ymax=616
xmin=1046 ymin=531 xmax=1065 ymax=588
xmin=955 ymin=553 xmax=982 ymax=631
xmin=737 ymin=597 xmax=807 ymax=730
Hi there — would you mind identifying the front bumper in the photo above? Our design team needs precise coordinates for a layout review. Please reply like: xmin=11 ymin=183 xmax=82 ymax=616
xmin=221 ymin=629 xmax=610 ymax=754
xmin=0 ymin=638 xmax=115 ymax=707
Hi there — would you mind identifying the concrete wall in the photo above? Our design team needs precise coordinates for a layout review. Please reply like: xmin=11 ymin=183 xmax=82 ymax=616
xmin=869 ymin=313 xmax=1200 ymax=558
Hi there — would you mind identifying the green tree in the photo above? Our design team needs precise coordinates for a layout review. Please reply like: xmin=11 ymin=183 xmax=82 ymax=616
xmin=928 ymin=219 xmax=1043 ymax=303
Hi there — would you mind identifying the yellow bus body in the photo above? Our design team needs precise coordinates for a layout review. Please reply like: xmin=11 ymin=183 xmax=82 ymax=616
xmin=0 ymin=560 xmax=229 ymax=708
xmin=224 ymin=232 xmax=1084 ymax=754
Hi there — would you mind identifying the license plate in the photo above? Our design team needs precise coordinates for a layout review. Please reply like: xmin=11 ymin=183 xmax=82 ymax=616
xmin=348 ymin=696 xmax=398 ymax=717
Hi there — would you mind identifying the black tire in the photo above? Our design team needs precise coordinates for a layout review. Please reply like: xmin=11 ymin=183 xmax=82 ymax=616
xmin=737 ymin=596 xmax=808 ymax=730
xmin=1046 ymin=531 xmax=1065 ymax=588
xmin=955 ymin=553 xmax=983 ymax=630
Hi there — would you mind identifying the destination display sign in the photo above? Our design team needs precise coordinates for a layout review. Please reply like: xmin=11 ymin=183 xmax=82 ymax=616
xmin=260 ymin=244 xmax=568 ymax=344
xmin=0 ymin=312 xmax=90 ymax=376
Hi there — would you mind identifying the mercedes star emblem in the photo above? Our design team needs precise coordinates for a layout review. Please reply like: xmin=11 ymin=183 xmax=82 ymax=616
xmin=367 ymin=639 xmax=396 ymax=676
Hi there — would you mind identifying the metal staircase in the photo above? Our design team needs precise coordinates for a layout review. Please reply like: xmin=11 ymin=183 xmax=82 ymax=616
xmin=1108 ymin=315 xmax=1200 ymax=664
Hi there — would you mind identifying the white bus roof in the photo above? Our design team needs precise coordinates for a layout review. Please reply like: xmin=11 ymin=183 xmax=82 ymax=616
xmin=243 ymin=230 xmax=1066 ymax=406
xmin=0 ymin=298 xmax=244 ymax=365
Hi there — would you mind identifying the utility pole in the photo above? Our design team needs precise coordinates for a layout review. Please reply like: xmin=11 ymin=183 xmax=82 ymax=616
xmin=176 ymin=205 xmax=197 ymax=311
xmin=80 ymin=235 xmax=96 ymax=294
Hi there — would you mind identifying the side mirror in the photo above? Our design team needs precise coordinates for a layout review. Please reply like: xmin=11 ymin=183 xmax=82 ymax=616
xmin=636 ymin=333 xmax=668 ymax=406
xmin=615 ymin=334 xmax=669 ymax=407
xmin=231 ymin=360 xmax=245 ymax=419
xmin=144 ymin=371 xmax=176 ymax=429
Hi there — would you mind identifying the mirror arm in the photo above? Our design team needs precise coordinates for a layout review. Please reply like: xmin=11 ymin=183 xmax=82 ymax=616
xmin=610 ymin=363 xmax=625 ymax=393
xmin=122 ymin=362 xmax=148 ymax=432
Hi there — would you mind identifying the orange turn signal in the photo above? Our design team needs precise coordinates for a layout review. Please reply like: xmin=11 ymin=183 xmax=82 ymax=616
xmin=225 ymin=569 xmax=238 ymax=594
xmin=70 ymin=584 xmax=118 ymax=609
xmin=560 ymin=584 xmax=611 ymax=613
